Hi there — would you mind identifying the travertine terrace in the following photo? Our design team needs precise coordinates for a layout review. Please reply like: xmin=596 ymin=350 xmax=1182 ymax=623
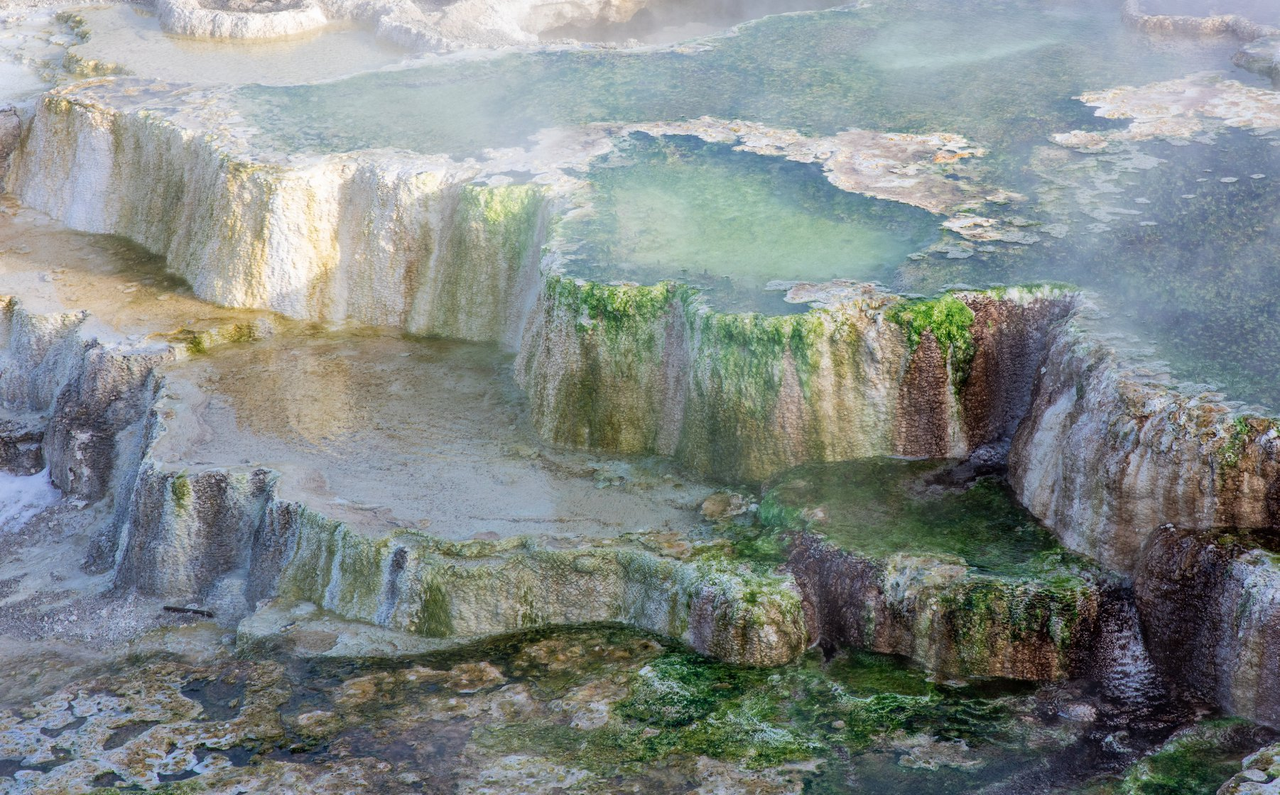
xmin=1 ymin=0 xmax=1280 ymax=791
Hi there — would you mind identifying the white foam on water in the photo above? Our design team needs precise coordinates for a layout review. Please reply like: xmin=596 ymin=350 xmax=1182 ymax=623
xmin=0 ymin=469 xmax=60 ymax=532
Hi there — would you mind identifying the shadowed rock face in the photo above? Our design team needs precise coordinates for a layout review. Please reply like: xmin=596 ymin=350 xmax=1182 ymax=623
xmin=1135 ymin=526 xmax=1280 ymax=728
xmin=112 ymin=465 xmax=276 ymax=599
xmin=894 ymin=332 xmax=953 ymax=459
xmin=785 ymin=533 xmax=1100 ymax=681
xmin=0 ymin=416 xmax=44 ymax=474
xmin=961 ymin=295 xmax=1070 ymax=450
xmin=0 ymin=108 xmax=18 ymax=184
xmin=0 ymin=297 xmax=164 ymax=506
xmin=46 ymin=343 xmax=164 ymax=501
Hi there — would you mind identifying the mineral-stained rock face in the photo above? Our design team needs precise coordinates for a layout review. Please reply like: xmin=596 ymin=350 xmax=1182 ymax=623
xmin=7 ymin=83 xmax=549 ymax=341
xmin=518 ymin=280 xmax=1074 ymax=483
xmin=112 ymin=464 xmax=276 ymax=600
xmin=1010 ymin=311 xmax=1280 ymax=574
xmin=0 ymin=106 xmax=18 ymax=183
xmin=759 ymin=458 xmax=1106 ymax=681
xmin=1135 ymin=526 xmax=1280 ymax=728
xmin=264 ymin=506 xmax=809 ymax=666
xmin=785 ymin=534 xmax=1100 ymax=681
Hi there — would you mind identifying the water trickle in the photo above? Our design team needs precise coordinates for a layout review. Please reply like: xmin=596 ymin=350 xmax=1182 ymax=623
xmin=0 ymin=469 xmax=59 ymax=531
xmin=1095 ymin=586 xmax=1167 ymax=707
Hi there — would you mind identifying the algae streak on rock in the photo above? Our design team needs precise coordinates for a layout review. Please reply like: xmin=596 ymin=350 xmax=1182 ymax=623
xmin=519 ymin=279 xmax=1073 ymax=482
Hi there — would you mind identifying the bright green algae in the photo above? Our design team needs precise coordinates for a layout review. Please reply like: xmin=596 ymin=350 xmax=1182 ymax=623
xmin=1081 ymin=719 xmax=1274 ymax=795
xmin=562 ymin=136 xmax=939 ymax=309
xmin=760 ymin=458 xmax=1070 ymax=576
xmin=235 ymin=0 xmax=1236 ymax=160
xmin=37 ymin=623 xmax=1272 ymax=794
xmin=461 ymin=627 xmax=1040 ymax=785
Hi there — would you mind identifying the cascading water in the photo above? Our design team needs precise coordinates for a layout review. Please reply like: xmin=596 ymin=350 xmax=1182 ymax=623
xmin=1094 ymin=586 xmax=1167 ymax=708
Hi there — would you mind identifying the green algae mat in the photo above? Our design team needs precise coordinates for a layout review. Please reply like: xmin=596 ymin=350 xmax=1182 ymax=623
xmin=761 ymin=458 xmax=1069 ymax=576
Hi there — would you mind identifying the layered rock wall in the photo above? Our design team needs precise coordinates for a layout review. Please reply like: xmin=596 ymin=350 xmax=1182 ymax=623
xmin=1010 ymin=316 xmax=1280 ymax=573
xmin=155 ymin=0 xmax=330 ymax=40
xmin=7 ymin=90 xmax=547 ymax=343
xmin=519 ymin=280 xmax=1072 ymax=482
xmin=1135 ymin=527 xmax=1280 ymax=727
xmin=0 ymin=297 xmax=164 ymax=505
xmin=269 ymin=508 xmax=807 ymax=665
xmin=105 ymin=455 xmax=810 ymax=666
xmin=784 ymin=534 xmax=1100 ymax=681
xmin=0 ymin=107 xmax=19 ymax=185
xmin=112 ymin=463 xmax=276 ymax=599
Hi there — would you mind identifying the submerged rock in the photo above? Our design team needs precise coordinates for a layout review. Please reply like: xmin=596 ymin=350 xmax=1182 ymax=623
xmin=1220 ymin=741 xmax=1280 ymax=794
xmin=1114 ymin=718 xmax=1275 ymax=795
xmin=1235 ymin=35 xmax=1280 ymax=87
xmin=1121 ymin=0 xmax=1278 ymax=41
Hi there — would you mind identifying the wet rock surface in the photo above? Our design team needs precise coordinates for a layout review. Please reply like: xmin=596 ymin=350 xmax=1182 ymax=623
xmin=0 ymin=623 xmax=1203 ymax=794
xmin=758 ymin=457 xmax=1107 ymax=681
xmin=1135 ymin=527 xmax=1280 ymax=728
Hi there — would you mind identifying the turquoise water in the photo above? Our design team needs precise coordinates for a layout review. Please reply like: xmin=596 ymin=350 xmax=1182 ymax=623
xmin=899 ymin=129 xmax=1280 ymax=409
xmin=561 ymin=135 xmax=939 ymax=307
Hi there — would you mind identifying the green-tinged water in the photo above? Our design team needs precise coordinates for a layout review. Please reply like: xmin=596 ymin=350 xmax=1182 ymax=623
xmin=562 ymin=136 xmax=939 ymax=307
xmin=1084 ymin=719 xmax=1274 ymax=795
xmin=761 ymin=458 xmax=1069 ymax=576
xmin=235 ymin=0 xmax=1238 ymax=160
